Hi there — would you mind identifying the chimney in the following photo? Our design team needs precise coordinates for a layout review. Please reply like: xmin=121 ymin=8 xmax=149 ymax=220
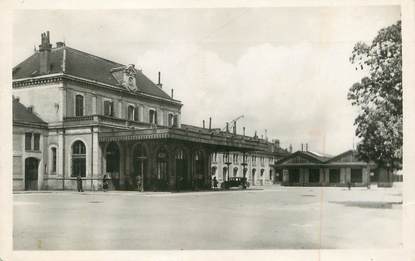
xmin=157 ymin=71 xmax=163 ymax=89
xmin=56 ymin=41 xmax=65 ymax=48
xmin=202 ymin=120 xmax=205 ymax=129
xmin=171 ymin=89 xmax=174 ymax=99
xmin=301 ymin=143 xmax=304 ymax=151
xmin=226 ymin=122 xmax=229 ymax=133
xmin=274 ymin=139 xmax=280 ymax=149
xmin=306 ymin=143 xmax=308 ymax=151
xmin=243 ymin=127 xmax=246 ymax=136
xmin=39 ymin=31 xmax=52 ymax=74
xmin=209 ymin=117 xmax=212 ymax=130
xmin=289 ymin=144 xmax=293 ymax=153
xmin=233 ymin=122 xmax=237 ymax=135
xmin=27 ymin=106 xmax=33 ymax=113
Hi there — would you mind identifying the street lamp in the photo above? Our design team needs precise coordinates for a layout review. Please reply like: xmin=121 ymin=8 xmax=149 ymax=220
xmin=224 ymin=151 xmax=232 ymax=182
xmin=137 ymin=156 xmax=147 ymax=192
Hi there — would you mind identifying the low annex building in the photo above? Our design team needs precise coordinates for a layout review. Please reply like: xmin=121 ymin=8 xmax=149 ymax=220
xmin=12 ymin=31 xmax=277 ymax=191
xmin=274 ymin=149 xmax=372 ymax=187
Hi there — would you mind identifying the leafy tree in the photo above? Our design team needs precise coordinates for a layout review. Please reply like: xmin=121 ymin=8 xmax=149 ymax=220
xmin=348 ymin=21 xmax=402 ymax=180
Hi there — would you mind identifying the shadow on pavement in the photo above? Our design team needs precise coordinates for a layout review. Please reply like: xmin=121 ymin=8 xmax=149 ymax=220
xmin=329 ymin=201 xmax=402 ymax=209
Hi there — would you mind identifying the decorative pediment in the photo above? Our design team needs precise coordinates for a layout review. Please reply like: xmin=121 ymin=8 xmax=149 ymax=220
xmin=110 ymin=64 xmax=138 ymax=92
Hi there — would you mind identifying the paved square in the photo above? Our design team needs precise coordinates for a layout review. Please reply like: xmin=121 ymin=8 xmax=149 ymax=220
xmin=13 ymin=185 xmax=402 ymax=250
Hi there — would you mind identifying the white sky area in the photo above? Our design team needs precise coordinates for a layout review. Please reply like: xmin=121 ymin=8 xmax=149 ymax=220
xmin=13 ymin=7 xmax=400 ymax=155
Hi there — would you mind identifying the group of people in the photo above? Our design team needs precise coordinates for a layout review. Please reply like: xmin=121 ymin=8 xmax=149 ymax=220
xmin=75 ymin=174 xmax=223 ymax=192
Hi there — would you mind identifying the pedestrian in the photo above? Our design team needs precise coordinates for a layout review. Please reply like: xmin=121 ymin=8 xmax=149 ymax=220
xmin=76 ymin=175 xmax=83 ymax=192
xmin=347 ymin=181 xmax=351 ymax=190
xmin=212 ymin=176 xmax=218 ymax=190
xmin=103 ymin=175 xmax=109 ymax=192
xmin=136 ymin=175 xmax=142 ymax=192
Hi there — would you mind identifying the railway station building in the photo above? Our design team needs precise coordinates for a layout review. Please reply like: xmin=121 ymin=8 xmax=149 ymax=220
xmin=12 ymin=31 xmax=278 ymax=191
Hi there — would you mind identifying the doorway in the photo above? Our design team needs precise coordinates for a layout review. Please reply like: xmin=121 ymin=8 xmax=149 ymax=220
xmin=25 ymin=157 xmax=39 ymax=190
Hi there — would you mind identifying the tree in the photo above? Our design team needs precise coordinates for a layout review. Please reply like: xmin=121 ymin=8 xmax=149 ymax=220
xmin=348 ymin=20 xmax=402 ymax=182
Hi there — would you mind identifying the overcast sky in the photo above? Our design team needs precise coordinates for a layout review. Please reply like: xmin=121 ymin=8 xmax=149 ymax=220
xmin=13 ymin=7 xmax=400 ymax=154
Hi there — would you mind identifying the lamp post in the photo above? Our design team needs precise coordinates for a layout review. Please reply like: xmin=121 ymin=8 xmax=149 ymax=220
xmin=224 ymin=151 xmax=232 ymax=182
xmin=137 ymin=156 xmax=147 ymax=192
xmin=241 ymin=152 xmax=248 ymax=188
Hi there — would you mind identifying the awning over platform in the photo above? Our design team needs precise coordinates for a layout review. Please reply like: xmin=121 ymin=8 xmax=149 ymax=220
xmin=98 ymin=126 xmax=269 ymax=152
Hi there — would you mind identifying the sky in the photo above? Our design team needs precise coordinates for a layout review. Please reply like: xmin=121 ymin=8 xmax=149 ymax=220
xmin=13 ymin=6 xmax=401 ymax=155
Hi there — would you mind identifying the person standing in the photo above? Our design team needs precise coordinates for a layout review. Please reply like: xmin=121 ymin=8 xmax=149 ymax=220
xmin=212 ymin=176 xmax=218 ymax=190
xmin=136 ymin=175 xmax=142 ymax=192
xmin=103 ymin=175 xmax=109 ymax=192
xmin=76 ymin=175 xmax=83 ymax=192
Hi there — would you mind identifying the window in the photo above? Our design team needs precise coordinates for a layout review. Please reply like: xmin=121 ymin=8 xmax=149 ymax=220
xmin=329 ymin=169 xmax=340 ymax=183
xmin=168 ymin=113 xmax=174 ymax=127
xmin=25 ymin=133 xmax=32 ymax=150
xmin=309 ymin=168 xmax=320 ymax=183
xmin=51 ymin=147 xmax=57 ymax=173
xmin=149 ymin=109 xmax=157 ymax=124
xmin=127 ymin=105 xmax=135 ymax=121
xmin=33 ymin=134 xmax=40 ymax=151
xmin=72 ymin=141 xmax=86 ymax=177
xmin=104 ymin=100 xmax=114 ymax=116
xmin=260 ymin=157 xmax=265 ymax=166
xmin=173 ymin=115 xmax=178 ymax=127
xmin=134 ymin=107 xmax=138 ymax=121
xmin=351 ymin=169 xmax=363 ymax=183
xmin=75 ymin=94 xmax=84 ymax=116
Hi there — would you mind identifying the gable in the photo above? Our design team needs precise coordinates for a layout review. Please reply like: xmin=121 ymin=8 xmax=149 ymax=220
xmin=277 ymin=152 xmax=323 ymax=165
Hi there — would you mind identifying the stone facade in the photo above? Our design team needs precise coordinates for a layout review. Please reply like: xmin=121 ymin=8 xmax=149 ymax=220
xmin=12 ymin=31 xmax=275 ymax=192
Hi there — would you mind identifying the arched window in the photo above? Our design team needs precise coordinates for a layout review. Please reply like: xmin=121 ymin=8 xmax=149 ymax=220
xmin=233 ymin=167 xmax=238 ymax=177
xmin=75 ymin=94 xmax=84 ymax=116
xmin=72 ymin=141 xmax=86 ymax=177
xmin=211 ymin=166 xmax=217 ymax=176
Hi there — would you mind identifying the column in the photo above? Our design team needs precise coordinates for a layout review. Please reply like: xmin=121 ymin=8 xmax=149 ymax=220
xmin=92 ymin=95 xmax=97 ymax=114
xmin=91 ymin=127 xmax=100 ymax=191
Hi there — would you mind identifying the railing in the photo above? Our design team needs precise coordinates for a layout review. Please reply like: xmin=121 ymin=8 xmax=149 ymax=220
xmin=64 ymin=114 xmax=158 ymax=129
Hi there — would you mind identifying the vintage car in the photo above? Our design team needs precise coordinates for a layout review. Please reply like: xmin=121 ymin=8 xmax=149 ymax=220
xmin=220 ymin=177 xmax=250 ymax=189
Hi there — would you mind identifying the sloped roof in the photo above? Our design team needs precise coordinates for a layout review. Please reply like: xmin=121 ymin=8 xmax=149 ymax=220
xmin=276 ymin=150 xmax=331 ymax=165
xmin=13 ymin=98 xmax=47 ymax=126
xmin=12 ymin=46 xmax=172 ymax=100
xmin=325 ymin=149 xmax=362 ymax=163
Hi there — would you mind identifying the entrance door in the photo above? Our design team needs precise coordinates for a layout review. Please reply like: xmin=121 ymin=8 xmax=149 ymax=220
xmin=25 ymin=158 xmax=39 ymax=190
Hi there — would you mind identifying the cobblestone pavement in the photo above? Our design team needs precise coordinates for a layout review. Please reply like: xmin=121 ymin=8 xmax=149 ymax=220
xmin=13 ymin=184 xmax=402 ymax=250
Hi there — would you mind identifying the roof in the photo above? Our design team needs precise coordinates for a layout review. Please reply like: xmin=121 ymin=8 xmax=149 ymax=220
xmin=275 ymin=149 xmax=369 ymax=166
xmin=13 ymin=98 xmax=47 ymax=126
xmin=13 ymin=46 xmax=172 ymax=100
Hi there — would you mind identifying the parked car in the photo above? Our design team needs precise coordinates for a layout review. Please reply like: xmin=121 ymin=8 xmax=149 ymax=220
xmin=221 ymin=177 xmax=250 ymax=189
